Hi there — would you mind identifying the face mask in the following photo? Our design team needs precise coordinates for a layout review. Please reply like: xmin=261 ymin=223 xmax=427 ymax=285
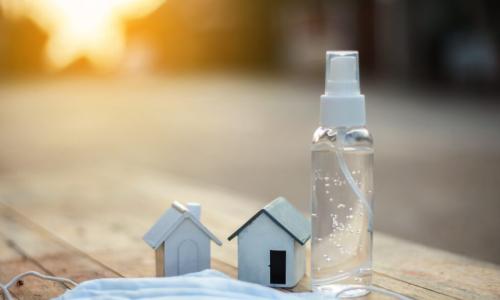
xmin=1 ymin=269 xmax=411 ymax=300
xmin=56 ymin=269 xmax=307 ymax=300
xmin=1 ymin=270 xmax=305 ymax=300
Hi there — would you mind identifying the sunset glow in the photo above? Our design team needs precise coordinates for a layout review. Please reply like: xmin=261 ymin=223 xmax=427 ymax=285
xmin=0 ymin=0 xmax=165 ymax=71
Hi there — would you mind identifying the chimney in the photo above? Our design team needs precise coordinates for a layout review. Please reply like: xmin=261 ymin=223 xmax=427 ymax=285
xmin=186 ymin=202 xmax=201 ymax=220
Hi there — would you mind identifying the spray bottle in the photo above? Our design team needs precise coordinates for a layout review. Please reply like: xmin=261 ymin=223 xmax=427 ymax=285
xmin=311 ymin=51 xmax=374 ymax=297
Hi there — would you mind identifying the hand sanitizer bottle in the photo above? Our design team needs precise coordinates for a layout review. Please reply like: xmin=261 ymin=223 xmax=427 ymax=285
xmin=311 ymin=51 xmax=374 ymax=297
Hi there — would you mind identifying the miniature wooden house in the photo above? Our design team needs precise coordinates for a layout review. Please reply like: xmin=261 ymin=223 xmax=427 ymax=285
xmin=143 ymin=201 xmax=222 ymax=277
xmin=228 ymin=197 xmax=311 ymax=288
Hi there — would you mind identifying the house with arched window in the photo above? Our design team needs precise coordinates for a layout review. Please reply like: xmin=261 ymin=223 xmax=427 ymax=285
xmin=143 ymin=201 xmax=222 ymax=276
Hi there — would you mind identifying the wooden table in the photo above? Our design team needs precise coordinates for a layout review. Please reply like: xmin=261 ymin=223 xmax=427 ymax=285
xmin=0 ymin=167 xmax=499 ymax=300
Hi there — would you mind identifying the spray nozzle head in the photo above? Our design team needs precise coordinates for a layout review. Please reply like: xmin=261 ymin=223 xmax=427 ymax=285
xmin=325 ymin=51 xmax=361 ymax=96
xmin=320 ymin=50 xmax=366 ymax=127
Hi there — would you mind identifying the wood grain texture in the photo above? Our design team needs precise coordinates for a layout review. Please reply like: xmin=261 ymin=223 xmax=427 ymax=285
xmin=0 ymin=237 xmax=65 ymax=300
xmin=374 ymin=236 xmax=500 ymax=300
xmin=155 ymin=245 xmax=165 ymax=277
xmin=0 ymin=205 xmax=120 ymax=299
xmin=0 ymin=167 xmax=499 ymax=299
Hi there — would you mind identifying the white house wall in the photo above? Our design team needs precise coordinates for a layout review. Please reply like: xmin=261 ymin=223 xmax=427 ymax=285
xmin=293 ymin=240 xmax=305 ymax=285
xmin=163 ymin=218 xmax=211 ymax=276
xmin=237 ymin=213 xmax=295 ymax=287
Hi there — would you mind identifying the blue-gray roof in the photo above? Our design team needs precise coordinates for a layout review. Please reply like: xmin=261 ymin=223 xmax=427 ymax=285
xmin=228 ymin=197 xmax=311 ymax=245
xmin=143 ymin=201 xmax=222 ymax=249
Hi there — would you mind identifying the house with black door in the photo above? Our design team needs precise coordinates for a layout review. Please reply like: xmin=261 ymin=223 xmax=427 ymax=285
xmin=228 ymin=197 xmax=311 ymax=288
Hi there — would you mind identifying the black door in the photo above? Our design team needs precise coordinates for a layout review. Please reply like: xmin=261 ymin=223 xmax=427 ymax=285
xmin=269 ymin=250 xmax=286 ymax=284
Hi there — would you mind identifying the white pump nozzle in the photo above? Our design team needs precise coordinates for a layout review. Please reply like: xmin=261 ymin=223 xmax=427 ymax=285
xmin=326 ymin=52 xmax=360 ymax=96
xmin=320 ymin=51 xmax=365 ymax=127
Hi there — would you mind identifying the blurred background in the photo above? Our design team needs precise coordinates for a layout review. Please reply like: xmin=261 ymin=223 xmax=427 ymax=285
xmin=0 ymin=0 xmax=499 ymax=263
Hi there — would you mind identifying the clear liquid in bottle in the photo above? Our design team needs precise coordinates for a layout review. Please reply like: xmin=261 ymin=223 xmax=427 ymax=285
xmin=311 ymin=126 xmax=373 ymax=297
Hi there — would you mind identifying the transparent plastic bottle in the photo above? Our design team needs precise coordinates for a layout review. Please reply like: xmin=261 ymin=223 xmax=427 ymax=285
xmin=311 ymin=51 xmax=374 ymax=297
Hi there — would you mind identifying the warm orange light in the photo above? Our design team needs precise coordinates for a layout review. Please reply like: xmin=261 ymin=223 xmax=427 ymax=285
xmin=0 ymin=0 xmax=165 ymax=71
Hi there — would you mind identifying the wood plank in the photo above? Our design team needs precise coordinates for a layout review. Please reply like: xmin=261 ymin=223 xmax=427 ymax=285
xmin=0 ymin=168 xmax=254 ymax=277
xmin=374 ymin=236 xmax=500 ymax=300
xmin=1 ymin=236 xmax=452 ymax=300
xmin=0 ymin=205 xmax=120 ymax=299
xmin=287 ymin=252 xmax=456 ymax=299
xmin=0 ymin=249 xmax=65 ymax=300
xmin=1 ymin=168 xmax=499 ymax=299
xmin=288 ymin=273 xmax=457 ymax=299
xmin=0 ymin=217 xmax=67 ymax=299
xmin=372 ymin=273 xmax=457 ymax=300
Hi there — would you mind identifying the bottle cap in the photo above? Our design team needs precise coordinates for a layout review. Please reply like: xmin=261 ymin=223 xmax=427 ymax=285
xmin=320 ymin=51 xmax=365 ymax=127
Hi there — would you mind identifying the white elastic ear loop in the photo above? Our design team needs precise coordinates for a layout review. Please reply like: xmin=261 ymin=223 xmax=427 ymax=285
xmin=0 ymin=271 xmax=77 ymax=300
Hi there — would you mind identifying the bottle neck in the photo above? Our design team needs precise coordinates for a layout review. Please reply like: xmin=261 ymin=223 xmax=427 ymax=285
xmin=320 ymin=94 xmax=366 ymax=128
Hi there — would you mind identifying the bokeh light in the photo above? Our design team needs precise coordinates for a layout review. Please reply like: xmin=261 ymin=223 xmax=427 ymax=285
xmin=0 ymin=0 xmax=165 ymax=70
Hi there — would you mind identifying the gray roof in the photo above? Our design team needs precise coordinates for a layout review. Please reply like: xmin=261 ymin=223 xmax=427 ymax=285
xmin=227 ymin=197 xmax=311 ymax=245
xmin=143 ymin=201 xmax=222 ymax=250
